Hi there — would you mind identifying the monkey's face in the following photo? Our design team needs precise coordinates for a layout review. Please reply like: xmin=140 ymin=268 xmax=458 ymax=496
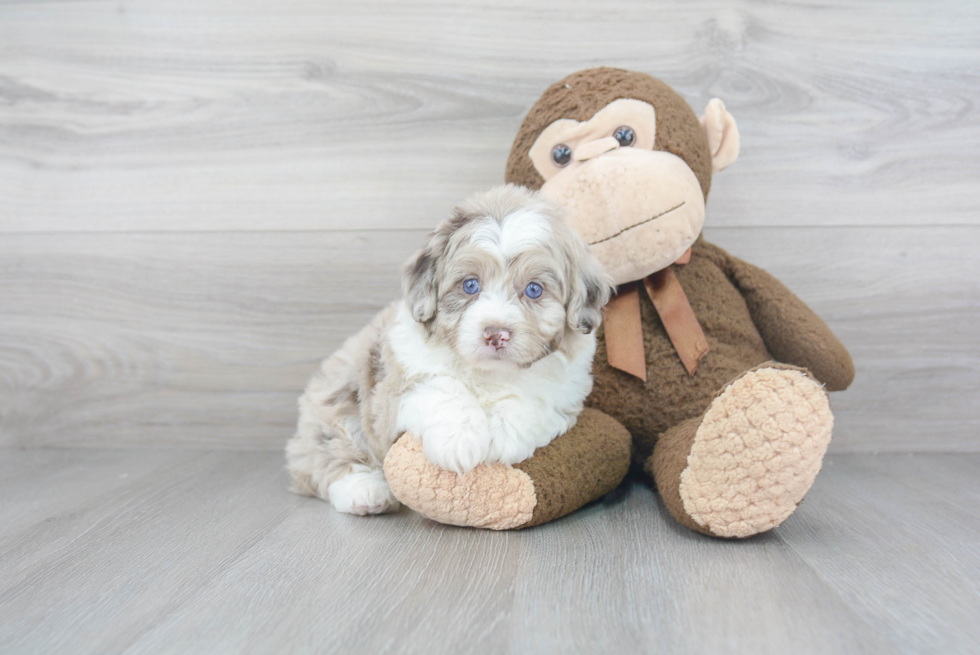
xmin=528 ymin=99 xmax=705 ymax=286
xmin=505 ymin=68 xmax=740 ymax=286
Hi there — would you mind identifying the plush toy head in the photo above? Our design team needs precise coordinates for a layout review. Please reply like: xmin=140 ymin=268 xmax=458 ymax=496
xmin=505 ymin=67 xmax=739 ymax=285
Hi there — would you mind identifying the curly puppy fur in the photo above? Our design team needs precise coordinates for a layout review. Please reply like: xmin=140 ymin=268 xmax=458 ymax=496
xmin=285 ymin=185 xmax=613 ymax=515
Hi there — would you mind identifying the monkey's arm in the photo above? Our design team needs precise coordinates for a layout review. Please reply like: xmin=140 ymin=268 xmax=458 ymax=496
xmin=722 ymin=252 xmax=855 ymax=391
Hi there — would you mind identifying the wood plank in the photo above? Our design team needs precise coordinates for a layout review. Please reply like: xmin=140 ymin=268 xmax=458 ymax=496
xmin=1 ymin=226 xmax=976 ymax=451
xmin=836 ymin=453 xmax=980 ymax=520
xmin=1 ymin=451 xmax=977 ymax=653
xmin=0 ymin=450 xmax=304 ymax=654
xmin=0 ymin=229 xmax=425 ymax=449
xmin=119 ymin=475 xmax=889 ymax=655
xmin=777 ymin=454 xmax=980 ymax=654
xmin=0 ymin=448 xmax=195 ymax=536
xmin=504 ymin=484 xmax=892 ymax=655
xmin=1 ymin=0 xmax=978 ymax=232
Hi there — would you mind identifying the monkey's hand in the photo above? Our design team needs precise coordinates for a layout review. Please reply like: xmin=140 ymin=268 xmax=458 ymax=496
xmin=723 ymin=252 xmax=855 ymax=391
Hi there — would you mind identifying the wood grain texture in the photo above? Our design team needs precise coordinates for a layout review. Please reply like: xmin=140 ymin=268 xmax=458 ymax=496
xmin=0 ymin=448 xmax=194 ymax=536
xmin=778 ymin=454 xmax=980 ymax=654
xmin=1 ymin=449 xmax=977 ymax=654
xmin=0 ymin=0 xmax=978 ymax=232
xmin=2 ymin=226 xmax=976 ymax=451
xmin=1 ymin=0 xmax=977 ymax=452
xmin=0 ymin=450 xmax=304 ymax=654
xmin=2 ymin=3 xmax=976 ymax=653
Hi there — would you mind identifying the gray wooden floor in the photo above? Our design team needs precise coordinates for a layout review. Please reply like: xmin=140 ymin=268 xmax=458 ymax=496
xmin=0 ymin=450 xmax=977 ymax=654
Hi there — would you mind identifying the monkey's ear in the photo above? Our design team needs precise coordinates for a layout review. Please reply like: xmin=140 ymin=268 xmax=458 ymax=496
xmin=401 ymin=232 xmax=445 ymax=325
xmin=700 ymin=98 xmax=740 ymax=173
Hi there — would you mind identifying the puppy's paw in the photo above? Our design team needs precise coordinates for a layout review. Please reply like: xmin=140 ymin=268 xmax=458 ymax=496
xmin=487 ymin=406 xmax=537 ymax=466
xmin=328 ymin=470 xmax=400 ymax=516
xmin=421 ymin=419 xmax=490 ymax=475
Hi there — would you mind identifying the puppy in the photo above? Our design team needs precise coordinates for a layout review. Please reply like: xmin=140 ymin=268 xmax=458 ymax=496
xmin=285 ymin=185 xmax=613 ymax=515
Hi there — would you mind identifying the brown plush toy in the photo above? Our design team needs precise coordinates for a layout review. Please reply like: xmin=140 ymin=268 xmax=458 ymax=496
xmin=384 ymin=67 xmax=855 ymax=537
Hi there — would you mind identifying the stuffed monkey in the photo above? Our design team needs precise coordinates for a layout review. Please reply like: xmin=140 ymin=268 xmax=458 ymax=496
xmin=385 ymin=68 xmax=854 ymax=537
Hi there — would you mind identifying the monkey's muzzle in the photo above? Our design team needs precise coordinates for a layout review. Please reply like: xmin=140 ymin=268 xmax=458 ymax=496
xmin=540 ymin=147 xmax=706 ymax=286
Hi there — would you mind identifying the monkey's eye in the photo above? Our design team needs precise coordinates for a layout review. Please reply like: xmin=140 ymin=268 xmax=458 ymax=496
xmin=463 ymin=278 xmax=480 ymax=295
xmin=551 ymin=144 xmax=572 ymax=167
xmin=613 ymin=126 xmax=635 ymax=147
xmin=524 ymin=282 xmax=543 ymax=299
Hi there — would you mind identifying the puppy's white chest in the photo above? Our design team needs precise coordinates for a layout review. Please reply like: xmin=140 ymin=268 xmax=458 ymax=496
xmin=466 ymin=368 xmax=540 ymax=410
xmin=471 ymin=386 xmax=521 ymax=413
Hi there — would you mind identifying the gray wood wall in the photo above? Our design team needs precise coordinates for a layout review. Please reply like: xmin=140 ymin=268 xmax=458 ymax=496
xmin=2 ymin=0 xmax=977 ymax=452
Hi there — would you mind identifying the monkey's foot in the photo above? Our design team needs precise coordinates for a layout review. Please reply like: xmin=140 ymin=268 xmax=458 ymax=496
xmin=650 ymin=364 xmax=833 ymax=538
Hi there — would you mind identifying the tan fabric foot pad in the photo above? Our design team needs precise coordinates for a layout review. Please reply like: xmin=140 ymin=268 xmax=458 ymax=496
xmin=383 ymin=436 xmax=537 ymax=530
xmin=383 ymin=408 xmax=632 ymax=530
xmin=679 ymin=366 xmax=833 ymax=538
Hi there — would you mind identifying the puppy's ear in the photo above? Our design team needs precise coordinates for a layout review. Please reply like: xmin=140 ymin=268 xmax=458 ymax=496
xmin=402 ymin=229 xmax=446 ymax=325
xmin=567 ymin=243 xmax=614 ymax=335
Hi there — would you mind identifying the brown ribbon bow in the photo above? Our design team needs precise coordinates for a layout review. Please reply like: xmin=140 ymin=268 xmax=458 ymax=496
xmin=602 ymin=248 xmax=709 ymax=381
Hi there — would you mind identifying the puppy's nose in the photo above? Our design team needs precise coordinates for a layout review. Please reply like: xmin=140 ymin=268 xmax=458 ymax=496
xmin=483 ymin=327 xmax=511 ymax=349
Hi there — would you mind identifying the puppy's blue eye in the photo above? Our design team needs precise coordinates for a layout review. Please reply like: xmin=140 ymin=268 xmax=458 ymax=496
xmin=525 ymin=282 xmax=543 ymax=299
xmin=463 ymin=278 xmax=480 ymax=295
